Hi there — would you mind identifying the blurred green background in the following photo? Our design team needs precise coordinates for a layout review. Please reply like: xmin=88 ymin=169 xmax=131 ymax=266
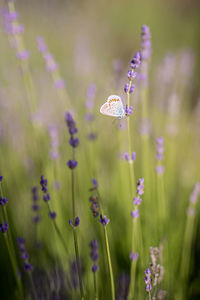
xmin=0 ymin=0 xmax=200 ymax=299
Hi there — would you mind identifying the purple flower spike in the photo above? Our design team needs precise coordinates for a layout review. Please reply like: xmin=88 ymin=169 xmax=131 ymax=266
xmin=0 ymin=220 xmax=8 ymax=233
xmin=130 ymin=52 xmax=141 ymax=69
xmin=92 ymin=264 xmax=98 ymax=273
xmin=0 ymin=197 xmax=8 ymax=206
xmin=131 ymin=209 xmax=139 ymax=218
xmin=137 ymin=178 xmax=144 ymax=195
xmin=69 ymin=137 xmax=79 ymax=148
xmin=17 ymin=50 xmax=29 ymax=60
xmin=90 ymin=239 xmax=99 ymax=273
xmin=132 ymin=152 xmax=136 ymax=161
xmin=146 ymin=284 xmax=152 ymax=292
xmin=129 ymin=84 xmax=135 ymax=94
xmin=125 ymin=105 xmax=133 ymax=116
xmin=69 ymin=219 xmax=73 ymax=227
xmin=124 ymin=152 xmax=130 ymax=161
xmin=67 ymin=160 xmax=78 ymax=170
xmin=124 ymin=83 xmax=129 ymax=93
xmin=43 ymin=193 xmax=51 ymax=202
xmin=24 ymin=262 xmax=33 ymax=272
xmin=99 ymin=215 xmax=110 ymax=226
xmin=49 ymin=211 xmax=56 ymax=219
xmin=155 ymin=165 xmax=165 ymax=174
xmin=133 ymin=197 xmax=142 ymax=206
xmin=127 ymin=70 xmax=137 ymax=80
xmin=190 ymin=183 xmax=200 ymax=204
xmin=54 ymin=79 xmax=65 ymax=89
xmin=92 ymin=178 xmax=98 ymax=189
xmin=129 ymin=252 xmax=139 ymax=261
xmin=0 ymin=176 xmax=3 ymax=182
xmin=74 ymin=216 xmax=80 ymax=227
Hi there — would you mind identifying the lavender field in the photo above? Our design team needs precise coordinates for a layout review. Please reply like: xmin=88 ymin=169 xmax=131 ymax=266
xmin=0 ymin=0 xmax=200 ymax=299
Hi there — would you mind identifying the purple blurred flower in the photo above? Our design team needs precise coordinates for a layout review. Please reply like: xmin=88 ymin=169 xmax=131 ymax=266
xmin=17 ymin=50 xmax=29 ymax=60
xmin=190 ymin=183 xmax=200 ymax=204
xmin=0 ymin=220 xmax=8 ymax=233
xmin=137 ymin=178 xmax=144 ymax=195
xmin=0 ymin=197 xmax=8 ymax=206
xmin=0 ymin=176 xmax=3 ymax=182
xmin=127 ymin=70 xmax=137 ymax=80
xmin=67 ymin=160 xmax=78 ymax=170
xmin=144 ymin=267 xmax=152 ymax=292
xmin=69 ymin=136 xmax=79 ymax=148
xmin=124 ymin=152 xmax=130 ymax=161
xmin=49 ymin=211 xmax=56 ymax=219
xmin=90 ymin=239 xmax=99 ymax=273
xmin=92 ymin=178 xmax=98 ymax=189
xmin=133 ymin=197 xmax=142 ymax=206
xmin=124 ymin=83 xmax=129 ymax=93
xmin=125 ymin=105 xmax=133 ymax=115
xmin=129 ymin=84 xmax=135 ymax=93
xmin=92 ymin=264 xmax=98 ymax=273
xmin=89 ymin=196 xmax=99 ymax=218
xmin=40 ymin=175 xmax=48 ymax=193
xmin=129 ymin=252 xmax=139 ymax=261
xmin=131 ymin=209 xmax=139 ymax=218
xmin=132 ymin=152 xmax=136 ymax=161
xmin=69 ymin=216 xmax=80 ymax=228
xmin=99 ymin=214 xmax=110 ymax=226
xmin=141 ymin=25 xmax=151 ymax=61
xmin=130 ymin=52 xmax=141 ymax=69
xmin=54 ymin=79 xmax=66 ymax=89
xmin=17 ymin=237 xmax=33 ymax=272
xmin=155 ymin=165 xmax=165 ymax=174
xmin=36 ymin=36 xmax=48 ymax=53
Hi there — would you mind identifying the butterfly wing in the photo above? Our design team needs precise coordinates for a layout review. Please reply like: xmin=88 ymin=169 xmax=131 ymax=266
xmin=100 ymin=95 xmax=125 ymax=118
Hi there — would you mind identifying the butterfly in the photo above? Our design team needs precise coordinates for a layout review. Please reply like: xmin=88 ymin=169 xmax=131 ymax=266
xmin=100 ymin=95 xmax=126 ymax=118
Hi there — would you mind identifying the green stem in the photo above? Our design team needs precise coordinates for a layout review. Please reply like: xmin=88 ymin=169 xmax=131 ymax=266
xmin=70 ymin=166 xmax=84 ymax=299
xmin=93 ymin=271 xmax=98 ymax=300
xmin=0 ymin=184 xmax=24 ymax=299
xmin=73 ymin=229 xmax=84 ymax=299
xmin=104 ymin=226 xmax=115 ymax=300
xmin=46 ymin=202 xmax=68 ymax=254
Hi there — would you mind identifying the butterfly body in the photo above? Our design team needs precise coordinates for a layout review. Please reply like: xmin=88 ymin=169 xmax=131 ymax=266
xmin=100 ymin=95 xmax=125 ymax=118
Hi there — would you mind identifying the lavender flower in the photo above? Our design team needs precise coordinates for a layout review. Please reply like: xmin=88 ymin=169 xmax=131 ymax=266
xmin=31 ymin=187 xmax=41 ymax=224
xmin=90 ymin=239 xmax=99 ymax=273
xmin=129 ymin=252 xmax=139 ymax=261
xmin=17 ymin=237 xmax=33 ymax=272
xmin=67 ymin=160 xmax=78 ymax=170
xmin=130 ymin=52 xmax=141 ymax=69
xmin=141 ymin=25 xmax=152 ymax=61
xmin=0 ymin=197 xmax=8 ymax=206
xmin=144 ymin=267 xmax=152 ymax=292
xmin=124 ymin=151 xmax=136 ymax=162
xmin=124 ymin=105 xmax=133 ymax=115
xmin=69 ymin=216 xmax=80 ymax=228
xmin=40 ymin=176 xmax=56 ymax=219
xmin=131 ymin=209 xmax=139 ymax=218
xmin=99 ymin=214 xmax=110 ymax=226
xmin=65 ymin=112 xmax=79 ymax=147
xmin=0 ymin=176 xmax=3 ymax=182
xmin=48 ymin=124 xmax=59 ymax=160
xmin=49 ymin=211 xmax=56 ymax=219
xmin=137 ymin=178 xmax=144 ymax=195
xmin=189 ymin=183 xmax=200 ymax=204
xmin=156 ymin=137 xmax=165 ymax=174
xmin=89 ymin=196 xmax=99 ymax=218
xmin=91 ymin=178 xmax=98 ymax=190
xmin=131 ymin=178 xmax=144 ymax=218
xmin=0 ymin=220 xmax=8 ymax=233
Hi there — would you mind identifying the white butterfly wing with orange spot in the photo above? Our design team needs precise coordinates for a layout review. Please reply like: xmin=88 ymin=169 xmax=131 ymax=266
xmin=100 ymin=95 xmax=125 ymax=118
